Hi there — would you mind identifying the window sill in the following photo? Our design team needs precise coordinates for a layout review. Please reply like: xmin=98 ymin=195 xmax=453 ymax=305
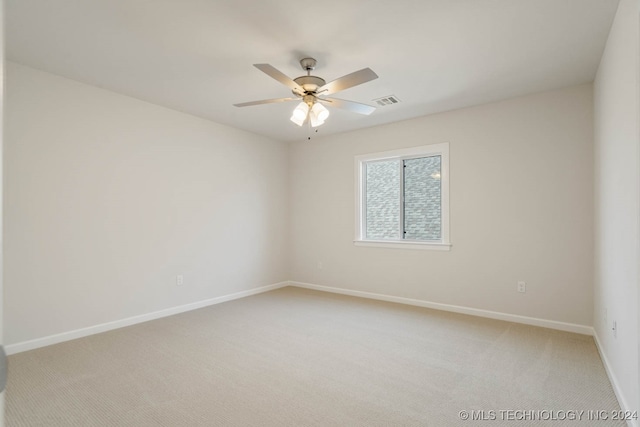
xmin=353 ymin=240 xmax=452 ymax=251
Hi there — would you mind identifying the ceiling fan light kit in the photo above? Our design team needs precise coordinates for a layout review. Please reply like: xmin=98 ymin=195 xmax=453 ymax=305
xmin=234 ymin=57 xmax=379 ymax=133
xmin=312 ymin=102 xmax=329 ymax=122
xmin=308 ymin=104 xmax=328 ymax=128
xmin=291 ymin=102 xmax=309 ymax=121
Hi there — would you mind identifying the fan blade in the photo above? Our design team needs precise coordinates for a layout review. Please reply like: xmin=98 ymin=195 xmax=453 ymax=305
xmin=254 ymin=64 xmax=304 ymax=94
xmin=318 ymin=68 xmax=378 ymax=96
xmin=320 ymin=97 xmax=376 ymax=115
xmin=234 ymin=97 xmax=298 ymax=107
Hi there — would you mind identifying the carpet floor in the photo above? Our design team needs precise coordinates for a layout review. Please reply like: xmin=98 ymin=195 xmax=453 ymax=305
xmin=6 ymin=286 xmax=623 ymax=426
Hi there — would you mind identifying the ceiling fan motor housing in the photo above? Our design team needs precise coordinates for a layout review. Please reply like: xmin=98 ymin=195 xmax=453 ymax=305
xmin=293 ymin=75 xmax=326 ymax=96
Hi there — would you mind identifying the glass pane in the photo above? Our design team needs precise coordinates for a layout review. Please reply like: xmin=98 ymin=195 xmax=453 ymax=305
xmin=403 ymin=156 xmax=441 ymax=240
xmin=365 ymin=160 xmax=401 ymax=240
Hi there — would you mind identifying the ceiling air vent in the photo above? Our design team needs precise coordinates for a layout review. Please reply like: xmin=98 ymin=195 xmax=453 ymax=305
xmin=373 ymin=95 xmax=401 ymax=107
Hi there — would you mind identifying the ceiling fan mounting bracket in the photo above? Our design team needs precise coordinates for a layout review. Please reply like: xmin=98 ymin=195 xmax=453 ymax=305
xmin=299 ymin=57 xmax=317 ymax=72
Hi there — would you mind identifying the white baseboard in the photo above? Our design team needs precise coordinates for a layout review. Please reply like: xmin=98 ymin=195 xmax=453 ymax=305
xmin=6 ymin=280 xmax=593 ymax=354
xmin=593 ymin=331 xmax=638 ymax=427
xmin=5 ymin=281 xmax=289 ymax=355
xmin=288 ymin=281 xmax=593 ymax=335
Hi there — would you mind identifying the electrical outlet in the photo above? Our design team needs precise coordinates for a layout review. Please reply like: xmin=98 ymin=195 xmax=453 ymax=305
xmin=317 ymin=261 xmax=323 ymax=270
xmin=612 ymin=320 xmax=617 ymax=338
xmin=517 ymin=281 xmax=526 ymax=293
xmin=176 ymin=274 xmax=184 ymax=287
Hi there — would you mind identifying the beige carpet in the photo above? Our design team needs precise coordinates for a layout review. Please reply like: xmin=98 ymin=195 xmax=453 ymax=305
xmin=6 ymin=287 xmax=623 ymax=426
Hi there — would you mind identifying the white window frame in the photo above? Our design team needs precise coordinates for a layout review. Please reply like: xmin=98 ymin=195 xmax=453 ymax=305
xmin=354 ymin=142 xmax=451 ymax=251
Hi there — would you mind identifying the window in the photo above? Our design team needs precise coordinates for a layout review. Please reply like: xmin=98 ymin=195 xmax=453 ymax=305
xmin=354 ymin=143 xmax=450 ymax=250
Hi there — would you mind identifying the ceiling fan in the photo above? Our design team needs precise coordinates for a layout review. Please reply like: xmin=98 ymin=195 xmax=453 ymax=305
xmin=234 ymin=57 xmax=378 ymax=128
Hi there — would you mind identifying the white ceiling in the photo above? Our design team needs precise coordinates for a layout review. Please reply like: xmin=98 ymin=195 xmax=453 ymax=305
xmin=7 ymin=0 xmax=619 ymax=142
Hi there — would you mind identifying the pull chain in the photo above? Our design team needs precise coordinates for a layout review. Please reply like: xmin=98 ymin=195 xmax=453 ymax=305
xmin=306 ymin=120 xmax=319 ymax=141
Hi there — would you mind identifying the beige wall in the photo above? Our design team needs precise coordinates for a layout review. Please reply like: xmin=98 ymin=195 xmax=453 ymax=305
xmin=290 ymin=84 xmax=594 ymax=326
xmin=4 ymin=62 xmax=289 ymax=345
xmin=594 ymin=0 xmax=640 ymax=416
